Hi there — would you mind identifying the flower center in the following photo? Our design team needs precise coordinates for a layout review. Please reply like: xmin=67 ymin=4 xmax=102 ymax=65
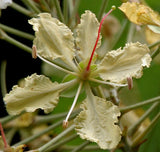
xmin=85 ymin=6 xmax=116 ymax=72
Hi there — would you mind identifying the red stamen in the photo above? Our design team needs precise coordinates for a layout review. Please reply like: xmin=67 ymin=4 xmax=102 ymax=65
xmin=0 ymin=122 xmax=8 ymax=148
xmin=86 ymin=7 xmax=115 ymax=71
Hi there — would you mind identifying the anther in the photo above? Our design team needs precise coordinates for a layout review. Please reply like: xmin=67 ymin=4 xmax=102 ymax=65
xmin=63 ymin=120 xmax=69 ymax=128
xmin=32 ymin=45 xmax=37 ymax=59
xmin=127 ymin=77 xmax=133 ymax=90
xmin=86 ymin=6 xmax=116 ymax=72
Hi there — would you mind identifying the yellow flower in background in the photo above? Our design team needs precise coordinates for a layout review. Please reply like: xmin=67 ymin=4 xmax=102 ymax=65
xmin=119 ymin=2 xmax=160 ymax=26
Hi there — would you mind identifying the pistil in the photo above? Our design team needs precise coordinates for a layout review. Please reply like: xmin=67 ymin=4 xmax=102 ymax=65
xmin=86 ymin=6 xmax=116 ymax=72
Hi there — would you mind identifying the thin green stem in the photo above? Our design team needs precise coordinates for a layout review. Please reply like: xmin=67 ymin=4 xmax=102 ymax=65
xmin=97 ymin=86 xmax=105 ymax=99
xmin=6 ymin=128 xmax=17 ymax=145
xmin=71 ymin=140 xmax=90 ymax=152
xmin=40 ymin=0 xmax=51 ymax=12
xmin=10 ymin=2 xmax=34 ymax=17
xmin=0 ymin=112 xmax=25 ymax=125
xmin=98 ymin=0 xmax=109 ymax=21
xmin=63 ymin=0 xmax=68 ymax=24
xmin=22 ymin=0 xmax=41 ymax=14
xmin=151 ymin=47 xmax=160 ymax=59
xmin=0 ymin=23 xmax=34 ymax=40
xmin=131 ymin=112 xmax=160 ymax=147
xmin=127 ymin=22 xmax=135 ymax=43
xmin=45 ymin=134 xmax=78 ymax=152
xmin=13 ymin=112 xmax=77 ymax=147
xmin=34 ymin=109 xmax=80 ymax=125
xmin=69 ymin=0 xmax=80 ymax=28
xmin=111 ymin=19 xmax=128 ymax=49
xmin=38 ymin=125 xmax=74 ymax=152
xmin=148 ymin=40 xmax=160 ymax=49
xmin=59 ymin=145 xmax=100 ymax=151
xmin=53 ymin=0 xmax=65 ymax=22
xmin=120 ymin=96 xmax=160 ymax=113
xmin=0 ymin=30 xmax=32 ymax=53
xmin=0 ymin=60 xmax=7 ymax=97
xmin=128 ymin=102 xmax=159 ymax=136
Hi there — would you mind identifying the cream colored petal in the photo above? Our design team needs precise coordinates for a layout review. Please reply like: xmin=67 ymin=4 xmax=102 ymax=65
xmin=148 ymin=25 xmax=160 ymax=34
xmin=98 ymin=42 xmax=151 ymax=83
xmin=119 ymin=2 xmax=160 ymax=26
xmin=29 ymin=13 xmax=76 ymax=69
xmin=145 ymin=26 xmax=160 ymax=44
xmin=76 ymin=10 xmax=101 ymax=61
xmin=74 ymin=86 xmax=121 ymax=149
xmin=4 ymin=74 xmax=64 ymax=115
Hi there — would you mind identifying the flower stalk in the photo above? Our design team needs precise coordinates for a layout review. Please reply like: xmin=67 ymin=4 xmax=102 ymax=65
xmin=127 ymin=102 xmax=160 ymax=136
xmin=131 ymin=112 xmax=160 ymax=148
xmin=38 ymin=125 xmax=74 ymax=152
xmin=120 ymin=96 xmax=160 ymax=113
xmin=98 ymin=0 xmax=109 ymax=20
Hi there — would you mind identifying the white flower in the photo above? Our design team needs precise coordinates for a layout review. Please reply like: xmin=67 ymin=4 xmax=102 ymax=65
xmin=0 ymin=0 xmax=12 ymax=9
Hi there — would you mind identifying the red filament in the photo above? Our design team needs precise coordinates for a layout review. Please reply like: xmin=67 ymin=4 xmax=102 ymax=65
xmin=86 ymin=8 xmax=114 ymax=71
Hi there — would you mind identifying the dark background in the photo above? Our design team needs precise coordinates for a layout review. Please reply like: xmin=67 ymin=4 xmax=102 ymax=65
xmin=0 ymin=1 xmax=41 ymax=117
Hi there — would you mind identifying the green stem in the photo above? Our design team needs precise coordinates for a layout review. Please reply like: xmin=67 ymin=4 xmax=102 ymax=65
xmin=111 ymin=19 xmax=128 ymax=49
xmin=131 ymin=112 xmax=160 ymax=147
xmin=127 ymin=22 xmax=135 ymax=43
xmin=71 ymin=141 xmax=90 ymax=152
xmin=151 ymin=47 xmax=160 ymax=59
xmin=38 ymin=125 xmax=74 ymax=152
xmin=148 ymin=40 xmax=160 ymax=49
xmin=40 ymin=0 xmax=51 ymax=12
xmin=13 ymin=111 xmax=77 ymax=147
xmin=69 ymin=0 xmax=80 ymax=28
xmin=45 ymin=134 xmax=78 ymax=152
xmin=22 ymin=0 xmax=41 ymax=14
xmin=0 ymin=30 xmax=32 ymax=53
xmin=127 ymin=102 xmax=159 ymax=136
xmin=63 ymin=0 xmax=69 ymax=24
xmin=0 ymin=60 xmax=7 ymax=97
xmin=59 ymin=145 xmax=100 ymax=151
xmin=120 ymin=96 xmax=160 ymax=113
xmin=0 ymin=23 xmax=34 ymax=40
xmin=34 ymin=109 xmax=80 ymax=125
xmin=0 ymin=112 xmax=25 ymax=125
xmin=98 ymin=0 xmax=109 ymax=21
xmin=10 ymin=2 xmax=34 ymax=17
xmin=6 ymin=128 xmax=17 ymax=145
xmin=53 ymin=0 xmax=65 ymax=22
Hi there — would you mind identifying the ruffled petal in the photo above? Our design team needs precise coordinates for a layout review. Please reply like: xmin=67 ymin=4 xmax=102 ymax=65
xmin=29 ymin=13 xmax=76 ymax=69
xmin=76 ymin=10 xmax=101 ymax=61
xmin=3 ymin=74 xmax=72 ymax=115
xmin=98 ymin=42 xmax=151 ymax=83
xmin=119 ymin=2 xmax=160 ymax=26
xmin=74 ymin=85 xmax=121 ymax=149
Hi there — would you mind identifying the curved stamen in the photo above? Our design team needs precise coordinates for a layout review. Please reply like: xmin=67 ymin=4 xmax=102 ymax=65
xmin=86 ymin=6 xmax=116 ymax=72
xmin=89 ymin=77 xmax=128 ymax=87
xmin=63 ymin=81 xmax=83 ymax=128
xmin=37 ymin=54 xmax=79 ymax=76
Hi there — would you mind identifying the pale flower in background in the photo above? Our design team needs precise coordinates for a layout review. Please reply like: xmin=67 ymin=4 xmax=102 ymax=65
xmin=0 ymin=0 xmax=12 ymax=9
